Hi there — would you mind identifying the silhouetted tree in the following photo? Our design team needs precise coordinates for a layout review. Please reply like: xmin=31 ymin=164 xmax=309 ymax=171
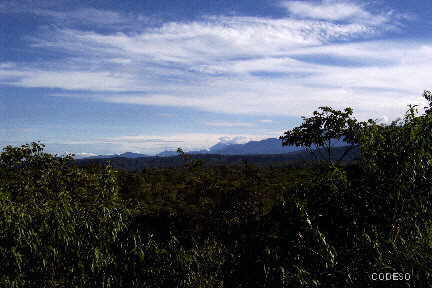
xmin=280 ymin=106 xmax=374 ymax=164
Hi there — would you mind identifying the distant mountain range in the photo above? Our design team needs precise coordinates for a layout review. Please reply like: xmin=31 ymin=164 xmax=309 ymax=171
xmin=157 ymin=137 xmax=348 ymax=157
xmin=82 ymin=137 xmax=349 ymax=159
xmin=82 ymin=152 xmax=151 ymax=159
xmin=76 ymin=145 xmax=361 ymax=171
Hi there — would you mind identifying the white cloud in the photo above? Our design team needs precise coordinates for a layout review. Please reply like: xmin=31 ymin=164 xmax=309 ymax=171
xmin=73 ymin=152 xmax=98 ymax=159
xmin=110 ymin=58 xmax=132 ymax=65
xmin=28 ymin=15 xmax=379 ymax=64
xmin=282 ymin=0 xmax=388 ymax=24
xmin=56 ymin=133 xmax=271 ymax=154
xmin=259 ymin=119 xmax=273 ymax=123
xmin=194 ymin=57 xmax=314 ymax=75
xmin=218 ymin=136 xmax=252 ymax=145
xmin=157 ymin=113 xmax=176 ymax=117
xmin=0 ymin=63 xmax=16 ymax=69
xmin=34 ymin=133 xmax=276 ymax=155
xmin=53 ymin=67 xmax=427 ymax=121
xmin=2 ymin=70 xmax=136 ymax=91
xmin=0 ymin=3 xmax=423 ymax=123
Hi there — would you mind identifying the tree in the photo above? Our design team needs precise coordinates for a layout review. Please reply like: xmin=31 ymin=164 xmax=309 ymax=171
xmin=423 ymin=90 xmax=432 ymax=115
xmin=177 ymin=147 xmax=204 ymax=170
xmin=0 ymin=142 xmax=119 ymax=207
xmin=279 ymin=106 xmax=373 ymax=164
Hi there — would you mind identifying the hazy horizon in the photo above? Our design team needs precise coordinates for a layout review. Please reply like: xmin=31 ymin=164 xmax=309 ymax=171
xmin=73 ymin=135 xmax=277 ymax=158
xmin=2 ymin=0 xmax=431 ymax=156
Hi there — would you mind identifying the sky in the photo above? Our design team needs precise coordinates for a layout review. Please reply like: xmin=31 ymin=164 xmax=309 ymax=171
xmin=1 ymin=0 xmax=432 ymax=156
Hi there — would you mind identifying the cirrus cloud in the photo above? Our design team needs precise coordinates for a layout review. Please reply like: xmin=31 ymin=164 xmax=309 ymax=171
xmin=282 ymin=0 xmax=381 ymax=23
xmin=0 ymin=0 xmax=423 ymax=125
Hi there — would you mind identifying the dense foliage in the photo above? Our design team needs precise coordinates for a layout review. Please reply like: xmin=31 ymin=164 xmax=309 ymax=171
xmin=1 ymin=92 xmax=432 ymax=287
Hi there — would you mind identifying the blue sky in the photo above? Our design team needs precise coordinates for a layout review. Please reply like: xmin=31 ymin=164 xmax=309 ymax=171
xmin=1 ymin=0 xmax=431 ymax=156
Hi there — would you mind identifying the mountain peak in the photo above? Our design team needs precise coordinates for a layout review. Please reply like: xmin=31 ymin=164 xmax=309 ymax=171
xmin=87 ymin=137 xmax=350 ymax=159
